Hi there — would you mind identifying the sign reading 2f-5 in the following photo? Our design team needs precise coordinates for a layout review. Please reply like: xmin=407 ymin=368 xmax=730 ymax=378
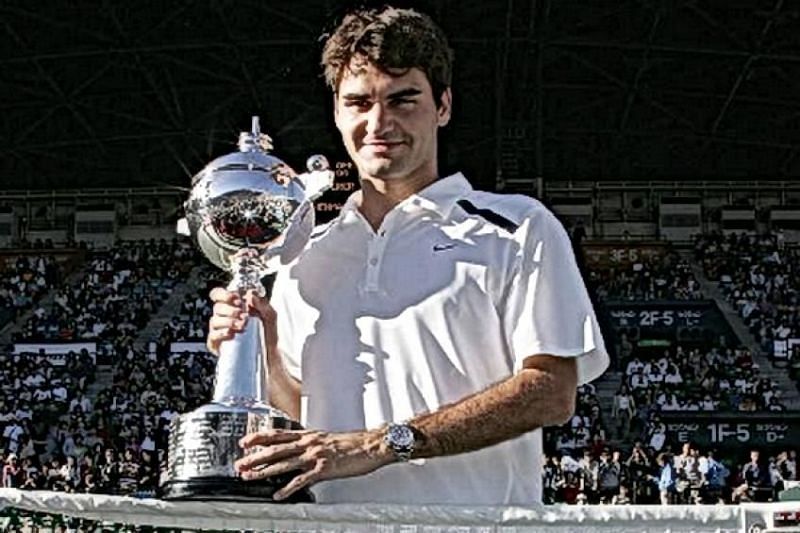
xmin=610 ymin=308 xmax=702 ymax=328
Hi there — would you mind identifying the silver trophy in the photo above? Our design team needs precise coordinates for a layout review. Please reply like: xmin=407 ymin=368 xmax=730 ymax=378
xmin=160 ymin=117 xmax=333 ymax=501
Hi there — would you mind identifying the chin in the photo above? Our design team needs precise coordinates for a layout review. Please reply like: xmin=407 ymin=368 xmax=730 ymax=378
xmin=361 ymin=160 xmax=405 ymax=180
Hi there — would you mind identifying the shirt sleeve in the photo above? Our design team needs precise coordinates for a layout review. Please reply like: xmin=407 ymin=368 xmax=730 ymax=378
xmin=504 ymin=208 xmax=609 ymax=384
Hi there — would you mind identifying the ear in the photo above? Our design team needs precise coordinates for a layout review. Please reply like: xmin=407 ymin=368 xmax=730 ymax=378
xmin=437 ymin=88 xmax=452 ymax=127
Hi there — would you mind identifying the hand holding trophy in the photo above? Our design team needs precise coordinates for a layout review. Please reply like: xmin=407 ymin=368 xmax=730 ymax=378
xmin=160 ymin=117 xmax=333 ymax=501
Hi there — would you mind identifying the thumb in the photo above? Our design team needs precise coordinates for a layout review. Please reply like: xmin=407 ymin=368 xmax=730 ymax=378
xmin=243 ymin=290 xmax=278 ymax=343
xmin=243 ymin=290 xmax=268 ymax=317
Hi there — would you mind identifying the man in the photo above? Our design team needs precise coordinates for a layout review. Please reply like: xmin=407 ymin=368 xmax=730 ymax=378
xmin=207 ymin=5 xmax=608 ymax=505
xmin=577 ymin=449 xmax=598 ymax=503
xmin=672 ymin=441 xmax=694 ymax=503
xmin=626 ymin=440 xmax=653 ymax=504
xmin=739 ymin=449 xmax=772 ymax=502
xmin=700 ymin=449 xmax=729 ymax=503
xmin=653 ymin=453 xmax=676 ymax=505
xmin=596 ymin=449 xmax=623 ymax=503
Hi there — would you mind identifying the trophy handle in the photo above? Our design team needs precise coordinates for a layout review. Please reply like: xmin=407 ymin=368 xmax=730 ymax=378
xmin=296 ymin=155 xmax=334 ymax=201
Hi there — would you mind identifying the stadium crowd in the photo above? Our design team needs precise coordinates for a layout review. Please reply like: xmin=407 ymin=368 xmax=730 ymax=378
xmin=0 ymin=232 xmax=796 ymax=521
xmin=0 ymin=346 xmax=216 ymax=496
xmin=543 ymin=440 xmax=797 ymax=505
xmin=589 ymin=251 xmax=703 ymax=302
xmin=0 ymin=349 xmax=97 ymax=489
xmin=0 ymin=254 xmax=62 ymax=322
xmin=695 ymin=231 xmax=800 ymax=359
xmin=159 ymin=264 xmax=216 ymax=344
xmin=619 ymin=344 xmax=786 ymax=417
xmin=545 ymin=336 xmax=793 ymax=505
xmin=15 ymin=239 xmax=195 ymax=343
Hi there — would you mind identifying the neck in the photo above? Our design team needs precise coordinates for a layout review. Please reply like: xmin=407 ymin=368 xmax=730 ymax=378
xmin=357 ymin=172 xmax=438 ymax=230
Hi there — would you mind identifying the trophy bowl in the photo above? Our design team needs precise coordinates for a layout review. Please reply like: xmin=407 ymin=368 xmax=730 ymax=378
xmin=160 ymin=118 xmax=333 ymax=501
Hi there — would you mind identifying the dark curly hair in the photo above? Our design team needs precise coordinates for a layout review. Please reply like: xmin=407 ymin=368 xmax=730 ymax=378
xmin=321 ymin=5 xmax=454 ymax=107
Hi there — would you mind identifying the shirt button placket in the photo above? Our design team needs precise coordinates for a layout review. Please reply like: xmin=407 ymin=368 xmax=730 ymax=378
xmin=365 ymin=229 xmax=387 ymax=292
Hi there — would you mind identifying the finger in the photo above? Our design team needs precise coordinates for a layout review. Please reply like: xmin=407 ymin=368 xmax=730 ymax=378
xmin=274 ymin=469 xmax=321 ymax=501
xmin=207 ymin=328 xmax=236 ymax=344
xmin=236 ymin=441 xmax=305 ymax=472
xmin=209 ymin=287 xmax=241 ymax=306
xmin=207 ymin=328 xmax=236 ymax=345
xmin=206 ymin=324 xmax=242 ymax=351
xmin=243 ymin=291 xmax=274 ymax=319
xmin=238 ymin=450 xmax=307 ymax=477
xmin=206 ymin=329 xmax=237 ymax=355
xmin=213 ymin=302 xmax=246 ymax=319
xmin=239 ymin=429 xmax=303 ymax=449
xmin=209 ymin=315 xmax=246 ymax=333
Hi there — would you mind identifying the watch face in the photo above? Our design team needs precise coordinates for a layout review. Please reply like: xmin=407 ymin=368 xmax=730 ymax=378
xmin=388 ymin=424 xmax=414 ymax=449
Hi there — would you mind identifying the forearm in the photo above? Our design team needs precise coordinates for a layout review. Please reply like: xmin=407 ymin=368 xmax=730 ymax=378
xmin=262 ymin=343 xmax=301 ymax=420
xmin=409 ymin=355 xmax=577 ymax=458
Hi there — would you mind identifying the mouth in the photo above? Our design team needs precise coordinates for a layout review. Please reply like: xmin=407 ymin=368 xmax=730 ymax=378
xmin=362 ymin=140 xmax=405 ymax=154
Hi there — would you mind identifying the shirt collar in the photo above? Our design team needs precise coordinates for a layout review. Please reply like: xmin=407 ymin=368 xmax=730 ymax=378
xmin=339 ymin=172 xmax=472 ymax=222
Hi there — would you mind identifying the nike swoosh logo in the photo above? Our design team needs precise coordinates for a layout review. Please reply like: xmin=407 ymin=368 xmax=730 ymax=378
xmin=432 ymin=243 xmax=457 ymax=252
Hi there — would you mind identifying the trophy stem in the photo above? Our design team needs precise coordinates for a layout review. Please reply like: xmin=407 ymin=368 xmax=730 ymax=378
xmin=212 ymin=249 xmax=267 ymax=406
xmin=213 ymin=317 xmax=263 ymax=405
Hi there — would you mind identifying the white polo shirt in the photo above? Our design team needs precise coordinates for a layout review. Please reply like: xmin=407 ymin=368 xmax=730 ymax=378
xmin=271 ymin=172 xmax=609 ymax=505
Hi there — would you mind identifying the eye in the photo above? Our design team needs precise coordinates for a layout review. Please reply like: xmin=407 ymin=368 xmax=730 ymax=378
xmin=344 ymin=100 xmax=370 ymax=111
xmin=391 ymin=98 xmax=415 ymax=108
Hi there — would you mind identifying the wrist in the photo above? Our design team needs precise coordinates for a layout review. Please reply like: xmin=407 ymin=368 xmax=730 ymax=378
xmin=365 ymin=428 xmax=397 ymax=467
xmin=382 ymin=422 xmax=419 ymax=463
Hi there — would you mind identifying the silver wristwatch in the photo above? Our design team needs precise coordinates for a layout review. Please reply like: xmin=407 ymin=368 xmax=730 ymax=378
xmin=384 ymin=422 xmax=416 ymax=462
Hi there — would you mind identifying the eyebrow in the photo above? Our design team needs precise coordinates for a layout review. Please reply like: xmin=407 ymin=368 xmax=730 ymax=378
xmin=340 ymin=88 xmax=424 ymax=101
xmin=388 ymin=88 xmax=423 ymax=99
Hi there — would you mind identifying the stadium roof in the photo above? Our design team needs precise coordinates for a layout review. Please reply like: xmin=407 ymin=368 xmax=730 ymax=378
xmin=1 ymin=0 xmax=798 ymax=192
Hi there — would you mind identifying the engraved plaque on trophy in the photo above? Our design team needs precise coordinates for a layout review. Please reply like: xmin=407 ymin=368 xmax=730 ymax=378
xmin=159 ymin=117 xmax=333 ymax=501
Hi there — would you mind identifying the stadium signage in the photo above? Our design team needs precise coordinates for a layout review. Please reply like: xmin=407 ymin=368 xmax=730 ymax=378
xmin=609 ymin=308 xmax=703 ymax=328
xmin=660 ymin=413 xmax=800 ymax=450
xmin=606 ymin=302 xmax=713 ymax=330
xmin=314 ymin=159 xmax=359 ymax=222
xmin=582 ymin=241 xmax=668 ymax=269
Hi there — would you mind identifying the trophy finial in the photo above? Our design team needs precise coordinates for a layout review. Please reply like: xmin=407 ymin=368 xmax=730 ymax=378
xmin=238 ymin=116 xmax=273 ymax=153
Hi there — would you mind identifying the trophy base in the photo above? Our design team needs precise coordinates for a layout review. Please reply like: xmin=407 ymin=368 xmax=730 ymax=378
xmin=160 ymin=475 xmax=314 ymax=502
xmin=161 ymin=403 xmax=311 ymax=502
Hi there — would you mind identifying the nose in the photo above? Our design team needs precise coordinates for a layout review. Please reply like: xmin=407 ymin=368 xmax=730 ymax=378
xmin=365 ymin=102 xmax=393 ymax=137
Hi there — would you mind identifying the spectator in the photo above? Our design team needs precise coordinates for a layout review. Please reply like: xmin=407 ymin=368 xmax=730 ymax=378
xmin=568 ymin=450 xmax=592 ymax=502
xmin=776 ymin=450 xmax=797 ymax=483
xmin=2 ymin=453 xmax=22 ymax=488
xmin=611 ymin=484 xmax=632 ymax=505
xmin=612 ymin=384 xmax=636 ymax=438
xmin=700 ymin=449 xmax=729 ymax=504
xmin=654 ymin=453 xmax=676 ymax=505
xmin=594 ymin=449 xmax=619 ymax=503
xmin=735 ymin=450 xmax=772 ymax=503
xmin=118 ymin=449 xmax=140 ymax=495
xmin=626 ymin=441 xmax=654 ymax=504
xmin=542 ymin=455 xmax=562 ymax=504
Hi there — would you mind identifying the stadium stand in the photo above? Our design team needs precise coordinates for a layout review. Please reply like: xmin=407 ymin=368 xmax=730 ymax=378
xmin=0 ymin=231 xmax=797 ymax=525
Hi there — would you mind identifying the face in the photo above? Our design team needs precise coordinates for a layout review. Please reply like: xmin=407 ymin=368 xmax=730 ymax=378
xmin=334 ymin=60 xmax=451 ymax=185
